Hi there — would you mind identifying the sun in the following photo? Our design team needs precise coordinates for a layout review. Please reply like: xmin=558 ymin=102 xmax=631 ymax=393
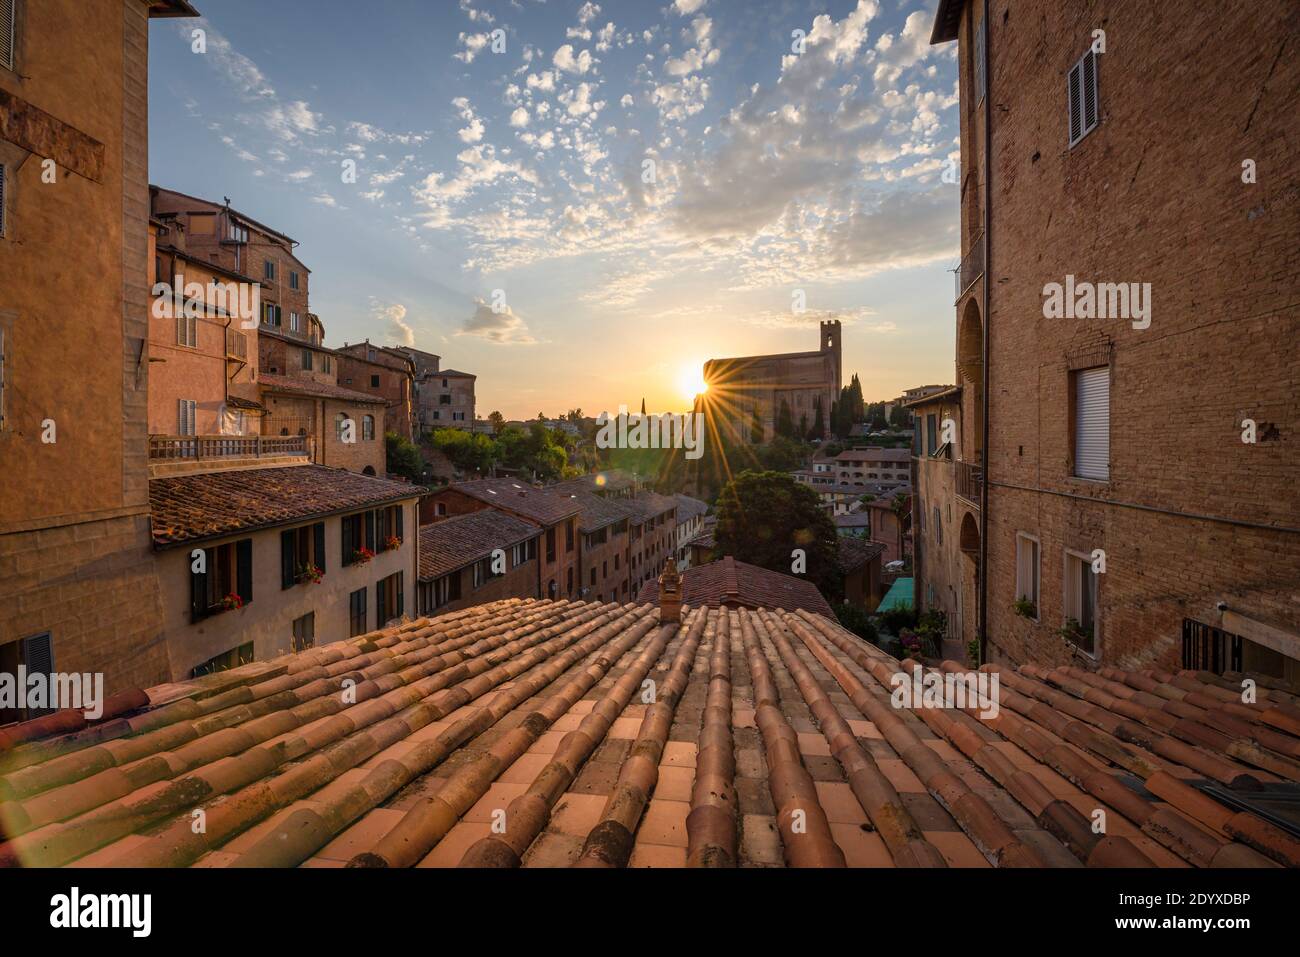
xmin=677 ymin=361 xmax=709 ymax=401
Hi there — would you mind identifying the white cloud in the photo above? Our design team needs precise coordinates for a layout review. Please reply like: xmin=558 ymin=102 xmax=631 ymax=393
xmin=458 ymin=299 xmax=537 ymax=344
xmin=372 ymin=300 xmax=416 ymax=346
xmin=455 ymin=32 xmax=490 ymax=63
xmin=672 ymin=0 xmax=706 ymax=15
xmin=510 ymin=106 xmax=530 ymax=127
xmin=553 ymin=44 xmax=593 ymax=74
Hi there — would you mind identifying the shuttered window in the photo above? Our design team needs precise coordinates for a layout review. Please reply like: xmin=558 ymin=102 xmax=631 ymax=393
xmin=349 ymin=587 xmax=367 ymax=636
xmin=1073 ymin=366 xmax=1110 ymax=480
xmin=1015 ymin=534 xmax=1040 ymax=613
xmin=177 ymin=310 xmax=197 ymax=347
xmin=1063 ymin=552 xmax=1098 ymax=655
xmin=0 ymin=633 xmax=55 ymax=721
xmin=1068 ymin=48 xmax=1099 ymax=147
xmin=178 ymin=399 xmax=196 ymax=436
xmin=0 ymin=0 xmax=14 ymax=72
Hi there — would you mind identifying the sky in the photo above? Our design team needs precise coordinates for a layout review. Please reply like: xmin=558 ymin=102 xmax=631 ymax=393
xmin=149 ymin=0 xmax=960 ymax=420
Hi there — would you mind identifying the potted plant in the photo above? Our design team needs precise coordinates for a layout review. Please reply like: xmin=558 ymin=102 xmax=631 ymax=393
xmin=899 ymin=628 xmax=923 ymax=660
xmin=1057 ymin=618 xmax=1092 ymax=643
xmin=297 ymin=563 xmax=323 ymax=585
xmin=352 ymin=546 xmax=375 ymax=566
xmin=221 ymin=592 xmax=244 ymax=611
xmin=1012 ymin=596 xmax=1037 ymax=618
xmin=384 ymin=534 xmax=402 ymax=551
xmin=967 ymin=638 xmax=982 ymax=668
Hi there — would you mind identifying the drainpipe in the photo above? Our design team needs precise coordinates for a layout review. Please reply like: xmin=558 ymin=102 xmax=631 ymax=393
xmin=977 ymin=0 xmax=992 ymax=664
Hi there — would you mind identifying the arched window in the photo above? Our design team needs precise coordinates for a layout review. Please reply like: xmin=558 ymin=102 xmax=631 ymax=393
xmin=335 ymin=413 xmax=351 ymax=441
xmin=362 ymin=465 xmax=376 ymax=476
xmin=362 ymin=414 xmax=375 ymax=440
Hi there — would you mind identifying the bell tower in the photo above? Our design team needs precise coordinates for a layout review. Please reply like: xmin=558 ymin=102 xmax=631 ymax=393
xmin=820 ymin=319 xmax=842 ymax=394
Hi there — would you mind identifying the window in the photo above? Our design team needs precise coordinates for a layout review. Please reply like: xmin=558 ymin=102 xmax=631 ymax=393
xmin=566 ymin=566 xmax=574 ymax=596
xmin=178 ymin=399 xmax=196 ymax=436
xmin=290 ymin=312 xmax=300 ymax=332
xmin=370 ymin=374 xmax=381 ymax=388
xmin=1072 ymin=366 xmax=1110 ymax=480
xmin=189 ymin=539 xmax=253 ymax=622
xmin=1068 ymin=48 xmax=1100 ymax=148
xmin=281 ymin=522 xmax=326 ymax=589
xmin=546 ymin=527 xmax=556 ymax=562
xmin=453 ymin=411 xmax=466 ymax=421
xmin=933 ymin=506 xmax=941 ymax=544
xmin=264 ymin=259 xmax=276 ymax=281
xmin=442 ymin=378 xmax=448 ymax=388
xmin=434 ymin=572 xmax=461 ymax=609
xmin=291 ymin=612 xmax=315 ymax=653
xmin=349 ymin=587 xmax=368 ymax=636
xmin=341 ymin=510 xmax=375 ymax=565
xmin=0 ymin=163 xmax=7 ymax=238
xmin=511 ymin=540 xmax=533 ymax=566
xmin=322 ymin=355 xmax=331 ymax=374
xmin=174 ymin=303 xmax=198 ymax=346
xmin=289 ymin=270 xmax=300 ymax=290
xmin=926 ymin=414 xmax=937 ymax=455
xmin=0 ymin=634 xmax=55 ymax=723
xmin=1014 ymin=534 xmax=1040 ymax=617
xmin=473 ymin=556 xmax=503 ymax=589
xmin=335 ymin=413 xmax=352 ymax=441
xmin=227 ymin=220 xmax=248 ymax=243
xmin=566 ymin=519 xmax=575 ymax=553
xmin=973 ymin=14 xmax=986 ymax=104
xmin=190 ymin=642 xmax=254 ymax=679
xmin=362 ymin=414 xmax=375 ymax=440
xmin=301 ymin=349 xmax=313 ymax=372
xmin=376 ymin=571 xmax=404 ymax=624
xmin=434 ymin=502 xmax=447 ymax=517
xmin=590 ymin=566 xmax=597 ymax=587
xmin=439 ymin=394 xmax=452 ymax=405
xmin=263 ymin=303 xmax=281 ymax=326
xmin=1063 ymin=551 xmax=1099 ymax=655
xmin=375 ymin=503 xmax=403 ymax=550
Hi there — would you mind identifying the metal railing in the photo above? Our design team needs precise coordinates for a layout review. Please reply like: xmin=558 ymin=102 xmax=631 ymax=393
xmin=148 ymin=433 xmax=309 ymax=461
xmin=956 ymin=459 xmax=982 ymax=506
xmin=954 ymin=230 xmax=984 ymax=301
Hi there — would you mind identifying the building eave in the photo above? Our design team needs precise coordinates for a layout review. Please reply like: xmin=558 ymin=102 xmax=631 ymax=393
xmin=930 ymin=0 xmax=962 ymax=44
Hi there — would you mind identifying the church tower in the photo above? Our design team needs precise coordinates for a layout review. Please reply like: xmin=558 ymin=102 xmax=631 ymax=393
xmin=820 ymin=319 xmax=843 ymax=395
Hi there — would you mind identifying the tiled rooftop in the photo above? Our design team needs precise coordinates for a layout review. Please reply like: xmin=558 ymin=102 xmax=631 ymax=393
xmin=674 ymin=494 xmax=710 ymax=522
xmin=449 ymin=479 xmax=583 ymax=526
xmin=1 ymin=597 xmax=1295 ymax=868
xmin=150 ymin=464 xmax=418 ymax=547
xmin=259 ymin=372 xmax=387 ymax=405
xmin=418 ymin=511 xmax=540 ymax=580
xmin=836 ymin=537 xmax=885 ymax=572
xmin=638 ymin=557 xmax=838 ymax=619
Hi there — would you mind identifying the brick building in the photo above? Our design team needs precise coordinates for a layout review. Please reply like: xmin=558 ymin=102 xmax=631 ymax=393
xmin=150 ymin=185 xmax=315 ymax=340
xmin=0 ymin=0 xmax=200 ymax=704
xmin=928 ymin=0 xmax=1300 ymax=683
xmin=416 ymin=510 xmax=540 ymax=615
xmin=835 ymin=447 xmax=912 ymax=490
xmin=703 ymin=320 xmax=842 ymax=442
xmin=422 ymin=479 xmax=581 ymax=601
xmin=336 ymin=340 xmax=416 ymax=440
xmin=259 ymin=373 xmax=386 ymax=475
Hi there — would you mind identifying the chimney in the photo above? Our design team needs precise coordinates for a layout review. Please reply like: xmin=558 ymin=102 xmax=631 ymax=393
xmin=658 ymin=558 xmax=682 ymax=624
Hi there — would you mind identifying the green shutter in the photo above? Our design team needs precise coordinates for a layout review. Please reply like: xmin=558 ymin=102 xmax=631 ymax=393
xmin=281 ymin=530 xmax=296 ymax=590
xmin=236 ymin=539 xmax=253 ymax=604
xmin=190 ymin=549 xmax=209 ymax=623
xmin=342 ymin=516 xmax=354 ymax=566
xmin=314 ymin=522 xmax=326 ymax=574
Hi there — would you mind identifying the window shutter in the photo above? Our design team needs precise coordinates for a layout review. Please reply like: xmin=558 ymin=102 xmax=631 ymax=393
xmin=0 ymin=163 xmax=7 ymax=237
xmin=1082 ymin=49 xmax=1098 ymax=132
xmin=1068 ymin=49 xmax=1099 ymax=147
xmin=396 ymin=572 xmax=404 ymax=618
xmin=395 ymin=504 xmax=404 ymax=542
xmin=1074 ymin=367 xmax=1110 ymax=480
xmin=236 ymin=538 xmax=253 ymax=603
xmin=314 ymin=522 xmax=326 ymax=574
xmin=190 ymin=550 xmax=209 ymax=623
xmin=1068 ymin=60 xmax=1083 ymax=145
xmin=365 ymin=511 xmax=376 ymax=551
xmin=376 ymin=580 xmax=387 ymax=625
xmin=281 ymin=529 xmax=295 ymax=589
xmin=342 ymin=516 xmax=353 ymax=565
xmin=0 ymin=0 xmax=13 ymax=72
xmin=21 ymin=634 xmax=55 ymax=718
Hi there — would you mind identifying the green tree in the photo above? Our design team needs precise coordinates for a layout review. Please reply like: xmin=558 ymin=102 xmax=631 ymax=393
xmin=430 ymin=427 xmax=497 ymax=475
xmin=750 ymin=408 xmax=764 ymax=444
xmin=811 ymin=396 xmax=825 ymax=439
xmin=776 ymin=398 xmax=794 ymax=438
xmin=385 ymin=431 xmax=424 ymax=482
xmin=487 ymin=410 xmax=505 ymax=434
xmin=713 ymin=470 xmax=841 ymax=600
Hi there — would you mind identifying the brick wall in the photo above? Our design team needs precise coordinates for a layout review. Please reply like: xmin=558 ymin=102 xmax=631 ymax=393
xmin=953 ymin=0 xmax=1300 ymax=670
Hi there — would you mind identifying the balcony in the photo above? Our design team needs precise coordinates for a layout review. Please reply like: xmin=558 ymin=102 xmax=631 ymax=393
xmin=956 ymin=460 xmax=982 ymax=507
xmin=148 ymin=433 xmax=310 ymax=462
xmin=954 ymin=230 xmax=984 ymax=302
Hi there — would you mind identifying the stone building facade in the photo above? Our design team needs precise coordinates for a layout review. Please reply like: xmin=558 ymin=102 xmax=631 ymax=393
xmin=0 ymin=0 xmax=199 ymax=704
xmin=703 ymin=320 xmax=842 ymax=442
xmin=336 ymin=341 xmax=416 ymax=440
xmin=930 ymin=0 xmax=1300 ymax=682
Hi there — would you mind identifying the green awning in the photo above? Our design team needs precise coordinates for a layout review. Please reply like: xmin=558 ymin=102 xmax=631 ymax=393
xmin=877 ymin=577 xmax=914 ymax=613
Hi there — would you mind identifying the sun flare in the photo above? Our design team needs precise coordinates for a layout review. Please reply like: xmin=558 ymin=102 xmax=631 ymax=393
xmin=677 ymin=361 xmax=709 ymax=401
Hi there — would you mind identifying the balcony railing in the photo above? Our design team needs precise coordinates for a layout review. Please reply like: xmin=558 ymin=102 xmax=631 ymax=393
xmin=225 ymin=329 xmax=248 ymax=361
xmin=148 ymin=433 xmax=309 ymax=461
xmin=954 ymin=230 xmax=985 ymax=301
xmin=956 ymin=460 xmax=982 ymax=507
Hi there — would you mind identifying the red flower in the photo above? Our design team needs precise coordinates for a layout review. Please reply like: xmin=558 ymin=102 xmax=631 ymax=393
xmin=221 ymin=592 xmax=244 ymax=611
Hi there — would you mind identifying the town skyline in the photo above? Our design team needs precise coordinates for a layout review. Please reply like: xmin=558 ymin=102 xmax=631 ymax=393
xmin=147 ymin=0 xmax=959 ymax=418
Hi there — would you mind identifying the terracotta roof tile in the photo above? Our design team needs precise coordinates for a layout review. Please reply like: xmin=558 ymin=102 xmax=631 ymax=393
xmin=448 ymin=479 xmax=583 ymax=525
xmin=418 ymin=511 xmax=539 ymax=580
xmin=836 ymin=536 xmax=886 ymax=572
xmin=2 ymin=598 xmax=1297 ymax=869
xmin=149 ymin=464 xmax=418 ymax=546
xmin=636 ymin=557 xmax=837 ymax=619
xmin=258 ymin=372 xmax=386 ymax=405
